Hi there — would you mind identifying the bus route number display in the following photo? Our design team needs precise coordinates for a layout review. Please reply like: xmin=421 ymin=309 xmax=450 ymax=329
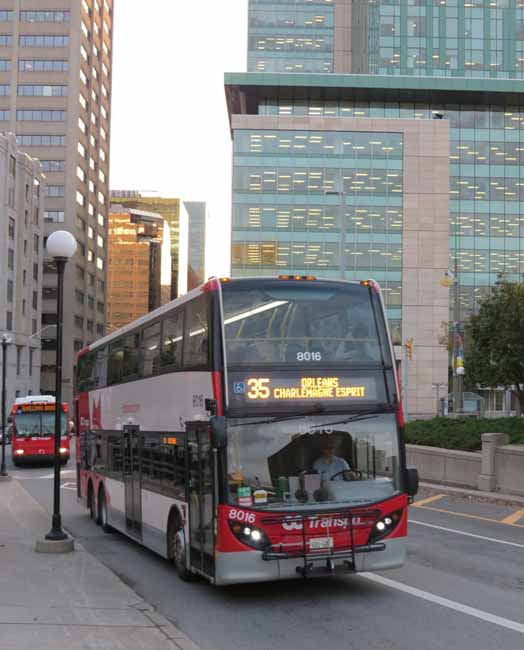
xmin=241 ymin=376 xmax=377 ymax=402
xmin=17 ymin=403 xmax=56 ymax=413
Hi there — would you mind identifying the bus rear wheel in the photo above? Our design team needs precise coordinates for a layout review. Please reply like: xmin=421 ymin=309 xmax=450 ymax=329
xmin=97 ymin=488 xmax=113 ymax=533
xmin=170 ymin=524 xmax=195 ymax=582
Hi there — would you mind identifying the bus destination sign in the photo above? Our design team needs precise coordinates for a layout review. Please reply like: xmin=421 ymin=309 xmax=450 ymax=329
xmin=230 ymin=374 xmax=378 ymax=404
xmin=17 ymin=403 xmax=56 ymax=413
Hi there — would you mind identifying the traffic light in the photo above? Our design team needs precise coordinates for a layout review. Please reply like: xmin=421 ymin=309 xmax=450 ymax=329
xmin=405 ymin=338 xmax=413 ymax=361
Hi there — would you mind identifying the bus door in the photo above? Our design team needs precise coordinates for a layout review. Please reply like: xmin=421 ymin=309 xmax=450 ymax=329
xmin=123 ymin=425 xmax=142 ymax=537
xmin=186 ymin=421 xmax=215 ymax=579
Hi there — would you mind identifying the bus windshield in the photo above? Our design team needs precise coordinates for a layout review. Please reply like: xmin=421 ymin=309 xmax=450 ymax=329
xmin=222 ymin=281 xmax=388 ymax=366
xmin=227 ymin=413 xmax=400 ymax=509
xmin=14 ymin=412 xmax=67 ymax=438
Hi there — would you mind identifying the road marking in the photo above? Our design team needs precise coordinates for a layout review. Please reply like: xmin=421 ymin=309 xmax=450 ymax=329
xmin=61 ymin=482 xmax=77 ymax=491
xmin=413 ymin=494 xmax=446 ymax=508
xmin=361 ymin=572 xmax=524 ymax=636
xmin=409 ymin=519 xmax=524 ymax=549
xmin=413 ymin=504 xmax=524 ymax=528
xmin=500 ymin=509 xmax=524 ymax=525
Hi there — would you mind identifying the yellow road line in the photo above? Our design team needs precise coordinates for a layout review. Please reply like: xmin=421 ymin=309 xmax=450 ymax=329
xmin=416 ymin=504 xmax=524 ymax=528
xmin=500 ymin=509 xmax=524 ymax=525
xmin=413 ymin=494 xmax=446 ymax=508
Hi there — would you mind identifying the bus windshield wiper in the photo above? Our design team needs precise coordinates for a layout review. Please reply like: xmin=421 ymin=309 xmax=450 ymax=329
xmin=230 ymin=404 xmax=326 ymax=428
xmin=310 ymin=411 xmax=382 ymax=430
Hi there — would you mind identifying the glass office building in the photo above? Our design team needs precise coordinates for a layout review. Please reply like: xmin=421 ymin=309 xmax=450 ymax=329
xmin=232 ymin=128 xmax=404 ymax=338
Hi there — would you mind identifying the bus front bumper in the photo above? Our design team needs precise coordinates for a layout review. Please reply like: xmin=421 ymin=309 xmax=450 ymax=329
xmin=214 ymin=537 xmax=406 ymax=586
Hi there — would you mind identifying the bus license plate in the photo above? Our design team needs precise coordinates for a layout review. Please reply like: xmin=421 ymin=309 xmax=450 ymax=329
xmin=309 ymin=537 xmax=333 ymax=550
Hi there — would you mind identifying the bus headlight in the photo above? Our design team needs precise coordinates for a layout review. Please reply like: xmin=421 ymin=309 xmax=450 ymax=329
xmin=228 ymin=521 xmax=270 ymax=551
xmin=59 ymin=447 xmax=67 ymax=454
xmin=15 ymin=449 xmax=24 ymax=455
xmin=368 ymin=510 xmax=403 ymax=543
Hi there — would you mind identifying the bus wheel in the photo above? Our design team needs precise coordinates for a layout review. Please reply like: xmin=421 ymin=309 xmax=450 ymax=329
xmin=88 ymin=482 xmax=96 ymax=520
xmin=170 ymin=523 xmax=195 ymax=582
xmin=97 ymin=488 xmax=113 ymax=533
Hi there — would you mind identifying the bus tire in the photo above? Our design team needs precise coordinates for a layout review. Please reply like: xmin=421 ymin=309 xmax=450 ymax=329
xmin=97 ymin=487 xmax=114 ymax=533
xmin=168 ymin=514 xmax=195 ymax=582
xmin=87 ymin=481 xmax=96 ymax=521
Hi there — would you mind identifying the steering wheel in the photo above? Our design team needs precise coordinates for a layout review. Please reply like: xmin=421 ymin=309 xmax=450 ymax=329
xmin=330 ymin=469 xmax=362 ymax=482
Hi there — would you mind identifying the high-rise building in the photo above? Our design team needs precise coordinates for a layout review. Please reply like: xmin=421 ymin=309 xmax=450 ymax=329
xmin=183 ymin=201 xmax=207 ymax=290
xmin=0 ymin=132 xmax=45 ymax=407
xmin=0 ymin=1 xmax=114 ymax=404
xmin=110 ymin=192 xmax=183 ymax=300
xmin=227 ymin=0 xmax=524 ymax=415
xmin=106 ymin=206 xmax=164 ymax=333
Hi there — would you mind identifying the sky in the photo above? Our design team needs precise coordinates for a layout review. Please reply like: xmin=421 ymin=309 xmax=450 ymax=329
xmin=110 ymin=1 xmax=249 ymax=278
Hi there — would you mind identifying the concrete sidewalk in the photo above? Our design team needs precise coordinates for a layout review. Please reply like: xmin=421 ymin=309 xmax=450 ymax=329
xmin=0 ymin=479 xmax=200 ymax=650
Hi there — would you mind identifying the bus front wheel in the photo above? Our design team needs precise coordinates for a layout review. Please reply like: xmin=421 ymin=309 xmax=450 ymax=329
xmin=170 ymin=522 xmax=195 ymax=582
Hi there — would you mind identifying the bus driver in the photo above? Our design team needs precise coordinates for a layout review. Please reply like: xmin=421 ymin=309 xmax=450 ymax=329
xmin=313 ymin=437 xmax=351 ymax=481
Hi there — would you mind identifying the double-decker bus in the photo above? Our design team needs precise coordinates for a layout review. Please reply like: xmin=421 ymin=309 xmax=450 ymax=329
xmin=11 ymin=396 xmax=70 ymax=466
xmin=75 ymin=277 xmax=418 ymax=585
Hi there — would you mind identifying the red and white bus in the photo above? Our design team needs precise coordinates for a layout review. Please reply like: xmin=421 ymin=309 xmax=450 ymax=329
xmin=75 ymin=277 xmax=418 ymax=585
xmin=11 ymin=396 xmax=71 ymax=466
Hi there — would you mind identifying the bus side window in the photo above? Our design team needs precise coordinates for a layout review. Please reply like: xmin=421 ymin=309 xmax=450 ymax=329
xmin=141 ymin=323 xmax=161 ymax=377
xmin=160 ymin=310 xmax=184 ymax=371
xmin=77 ymin=351 xmax=96 ymax=392
xmin=183 ymin=296 xmax=209 ymax=368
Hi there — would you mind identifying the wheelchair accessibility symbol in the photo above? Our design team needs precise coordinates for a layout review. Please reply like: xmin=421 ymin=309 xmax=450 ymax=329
xmin=233 ymin=382 xmax=246 ymax=394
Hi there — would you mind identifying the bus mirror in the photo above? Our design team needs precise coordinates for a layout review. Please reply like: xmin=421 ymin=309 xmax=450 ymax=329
xmin=210 ymin=416 xmax=227 ymax=450
xmin=405 ymin=467 xmax=419 ymax=497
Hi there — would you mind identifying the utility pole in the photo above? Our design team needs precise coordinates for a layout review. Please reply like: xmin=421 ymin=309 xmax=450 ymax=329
xmin=403 ymin=339 xmax=413 ymax=420
xmin=451 ymin=256 xmax=464 ymax=415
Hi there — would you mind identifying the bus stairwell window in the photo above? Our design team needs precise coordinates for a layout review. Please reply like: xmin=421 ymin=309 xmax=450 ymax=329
xmin=184 ymin=297 xmax=209 ymax=367
xmin=142 ymin=323 xmax=161 ymax=377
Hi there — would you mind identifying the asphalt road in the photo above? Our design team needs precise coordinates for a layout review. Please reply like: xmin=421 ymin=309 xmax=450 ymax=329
xmin=6 ymin=447 xmax=524 ymax=650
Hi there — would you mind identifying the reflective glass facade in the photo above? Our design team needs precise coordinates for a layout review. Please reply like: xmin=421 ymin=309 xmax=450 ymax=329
xmin=231 ymin=129 xmax=404 ymax=339
xmin=248 ymin=0 xmax=335 ymax=72
xmin=367 ymin=0 xmax=524 ymax=78
xmin=256 ymin=96 xmax=524 ymax=319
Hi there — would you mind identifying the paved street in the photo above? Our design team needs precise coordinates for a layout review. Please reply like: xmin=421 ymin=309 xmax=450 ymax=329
xmin=5 ymin=447 xmax=524 ymax=650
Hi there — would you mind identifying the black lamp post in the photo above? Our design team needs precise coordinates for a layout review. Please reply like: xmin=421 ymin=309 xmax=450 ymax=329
xmin=0 ymin=335 xmax=10 ymax=478
xmin=44 ymin=231 xmax=77 ymax=543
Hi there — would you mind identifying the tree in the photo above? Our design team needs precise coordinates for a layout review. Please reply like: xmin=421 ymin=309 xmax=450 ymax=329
xmin=465 ymin=280 xmax=524 ymax=413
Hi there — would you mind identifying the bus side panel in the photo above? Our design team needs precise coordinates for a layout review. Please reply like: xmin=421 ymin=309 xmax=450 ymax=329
xmin=141 ymin=489 xmax=188 ymax=559
xmin=105 ymin=476 xmax=127 ymax=531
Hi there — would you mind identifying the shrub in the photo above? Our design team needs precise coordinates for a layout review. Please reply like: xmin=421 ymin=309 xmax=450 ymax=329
xmin=404 ymin=417 xmax=524 ymax=452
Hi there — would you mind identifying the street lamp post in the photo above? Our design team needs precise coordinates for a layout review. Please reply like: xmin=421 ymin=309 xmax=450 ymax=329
xmin=37 ymin=231 xmax=76 ymax=551
xmin=1 ymin=335 xmax=11 ymax=479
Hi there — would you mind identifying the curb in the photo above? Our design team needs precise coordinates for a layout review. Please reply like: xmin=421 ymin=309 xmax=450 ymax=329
xmin=134 ymin=602 xmax=202 ymax=650
xmin=419 ymin=481 xmax=524 ymax=507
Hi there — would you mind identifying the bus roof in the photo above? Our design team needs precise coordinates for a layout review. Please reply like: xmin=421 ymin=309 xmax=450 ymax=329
xmin=14 ymin=395 xmax=55 ymax=405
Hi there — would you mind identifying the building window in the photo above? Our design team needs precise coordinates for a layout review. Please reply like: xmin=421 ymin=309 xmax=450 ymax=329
xmin=81 ymin=21 xmax=89 ymax=38
xmin=16 ymin=135 xmax=65 ymax=146
xmin=19 ymin=35 xmax=70 ymax=48
xmin=88 ymin=226 xmax=94 ymax=239
xmin=97 ymin=301 xmax=104 ymax=314
xmin=8 ymin=249 xmax=14 ymax=270
xmin=32 ymin=319 xmax=37 ymax=335
xmin=88 ymin=296 xmax=94 ymax=309
xmin=8 ymin=217 xmax=15 ymax=239
xmin=97 ymin=235 xmax=104 ymax=248
xmin=98 ymin=191 xmax=105 ymax=205
xmin=33 ymin=263 xmax=38 ymax=281
xmin=77 ymin=217 xmax=86 ymax=232
xmin=44 ymin=211 xmax=65 ymax=223
xmin=75 ymin=290 xmax=85 ymax=305
xmin=74 ymin=339 xmax=84 ymax=352
xmin=76 ymin=265 xmax=85 ymax=281
xmin=0 ymin=37 xmax=12 ymax=47
xmin=96 ymin=257 xmax=104 ymax=270
xmin=87 ymin=319 xmax=94 ymax=333
xmin=88 ymin=273 xmax=95 ymax=287
xmin=97 ymin=279 xmax=105 ymax=293
xmin=96 ymin=323 xmax=104 ymax=336
xmin=78 ymin=242 xmax=86 ymax=257
xmin=43 ymin=287 xmax=57 ymax=300
xmin=80 ymin=69 xmax=88 ymax=85
xmin=16 ymin=110 xmax=66 ymax=121
xmin=0 ymin=11 xmax=13 ymax=21
xmin=79 ymin=93 xmax=87 ymax=109
xmin=78 ymin=142 xmax=86 ymax=158
xmin=20 ymin=11 xmax=70 ymax=23
xmin=76 ymin=191 xmax=85 ymax=206
xmin=33 ymin=234 xmax=39 ymax=253
xmin=87 ymin=249 xmax=94 ymax=262
xmin=19 ymin=59 xmax=69 ymax=72
xmin=0 ymin=59 xmax=10 ymax=71
xmin=7 ymin=279 xmax=13 ymax=302
xmin=98 ymin=214 xmax=104 ymax=227
xmin=0 ymin=109 xmax=9 ymax=119
xmin=29 ymin=349 xmax=34 ymax=377
xmin=18 ymin=85 xmax=68 ymax=97
xmin=78 ymin=117 xmax=86 ymax=133
xmin=16 ymin=346 xmax=22 ymax=376
xmin=47 ymin=185 xmax=65 ymax=197
xmin=40 ymin=160 xmax=65 ymax=172
xmin=23 ymin=240 xmax=27 ymax=256
xmin=75 ymin=315 xmax=84 ymax=329
xmin=6 ymin=311 xmax=12 ymax=331
xmin=22 ymin=299 xmax=26 ymax=315
xmin=32 ymin=291 xmax=38 ymax=310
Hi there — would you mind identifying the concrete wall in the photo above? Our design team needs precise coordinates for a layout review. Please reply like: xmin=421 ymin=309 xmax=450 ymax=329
xmin=407 ymin=435 xmax=524 ymax=497
xmin=406 ymin=444 xmax=481 ymax=489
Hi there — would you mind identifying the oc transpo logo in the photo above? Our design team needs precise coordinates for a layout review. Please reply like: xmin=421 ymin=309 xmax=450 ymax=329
xmin=282 ymin=516 xmax=360 ymax=532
